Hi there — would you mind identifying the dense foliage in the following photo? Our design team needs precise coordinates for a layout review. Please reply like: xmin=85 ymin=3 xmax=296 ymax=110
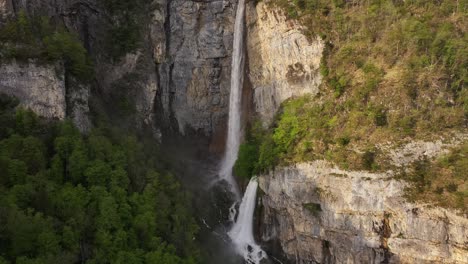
xmin=0 ymin=12 xmax=93 ymax=80
xmin=235 ymin=0 xmax=467 ymax=210
xmin=102 ymin=0 xmax=151 ymax=59
xmin=0 ymin=95 xmax=200 ymax=264
xmin=401 ymin=142 xmax=468 ymax=213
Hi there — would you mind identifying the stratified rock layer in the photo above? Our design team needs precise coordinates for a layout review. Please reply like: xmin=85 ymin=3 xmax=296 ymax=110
xmin=259 ymin=161 xmax=468 ymax=264
xmin=0 ymin=61 xmax=66 ymax=119
xmin=157 ymin=0 xmax=236 ymax=137
xmin=0 ymin=61 xmax=91 ymax=131
xmin=246 ymin=2 xmax=323 ymax=124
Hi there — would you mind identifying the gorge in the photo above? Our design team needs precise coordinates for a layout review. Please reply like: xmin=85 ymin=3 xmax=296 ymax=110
xmin=0 ymin=0 xmax=467 ymax=263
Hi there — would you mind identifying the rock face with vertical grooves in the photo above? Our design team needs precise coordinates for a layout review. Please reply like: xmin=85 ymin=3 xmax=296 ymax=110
xmin=0 ymin=61 xmax=91 ymax=132
xmin=0 ymin=0 xmax=238 ymax=139
xmin=156 ymin=0 xmax=236 ymax=139
xmin=0 ymin=61 xmax=67 ymax=119
xmin=258 ymin=160 xmax=468 ymax=264
xmin=246 ymin=2 xmax=324 ymax=124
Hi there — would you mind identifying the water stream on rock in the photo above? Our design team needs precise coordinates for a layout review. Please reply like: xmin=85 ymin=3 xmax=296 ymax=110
xmin=220 ymin=0 xmax=267 ymax=263
xmin=229 ymin=178 xmax=267 ymax=263
xmin=219 ymin=0 xmax=245 ymax=198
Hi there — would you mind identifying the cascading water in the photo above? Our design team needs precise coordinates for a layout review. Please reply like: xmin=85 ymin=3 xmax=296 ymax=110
xmin=219 ymin=0 xmax=246 ymax=198
xmin=229 ymin=178 xmax=267 ymax=263
xmin=219 ymin=0 xmax=267 ymax=263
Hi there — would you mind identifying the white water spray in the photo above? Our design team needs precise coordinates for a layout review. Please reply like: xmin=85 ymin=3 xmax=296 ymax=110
xmin=229 ymin=178 xmax=267 ymax=263
xmin=219 ymin=0 xmax=246 ymax=198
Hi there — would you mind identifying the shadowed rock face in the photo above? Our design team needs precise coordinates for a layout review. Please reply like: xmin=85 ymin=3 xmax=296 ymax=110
xmin=155 ymin=0 xmax=237 ymax=140
xmin=0 ymin=0 xmax=238 ymax=141
xmin=0 ymin=1 xmax=107 ymax=132
xmin=1 ymin=0 xmax=103 ymax=53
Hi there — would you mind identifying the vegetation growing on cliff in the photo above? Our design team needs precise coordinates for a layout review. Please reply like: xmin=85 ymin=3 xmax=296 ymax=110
xmin=0 ymin=12 xmax=93 ymax=80
xmin=402 ymin=142 xmax=468 ymax=212
xmin=102 ymin=0 xmax=153 ymax=59
xmin=0 ymin=94 xmax=200 ymax=264
xmin=236 ymin=0 xmax=467 ymax=209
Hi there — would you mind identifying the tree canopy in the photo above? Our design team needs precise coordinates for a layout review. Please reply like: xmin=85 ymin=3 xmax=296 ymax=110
xmin=0 ymin=94 xmax=200 ymax=264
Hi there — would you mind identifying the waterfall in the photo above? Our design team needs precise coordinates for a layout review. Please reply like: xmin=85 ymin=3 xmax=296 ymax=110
xmin=229 ymin=178 xmax=267 ymax=264
xmin=219 ymin=0 xmax=246 ymax=198
xmin=216 ymin=0 xmax=266 ymax=264
xmin=218 ymin=0 xmax=268 ymax=263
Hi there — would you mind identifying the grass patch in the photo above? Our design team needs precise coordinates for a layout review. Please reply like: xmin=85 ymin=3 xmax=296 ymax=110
xmin=303 ymin=203 xmax=322 ymax=217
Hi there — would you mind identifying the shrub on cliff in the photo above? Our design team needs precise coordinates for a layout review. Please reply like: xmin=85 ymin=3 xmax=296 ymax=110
xmin=0 ymin=12 xmax=93 ymax=81
xmin=244 ymin=0 xmax=467 ymax=211
xmin=102 ymin=0 xmax=152 ymax=59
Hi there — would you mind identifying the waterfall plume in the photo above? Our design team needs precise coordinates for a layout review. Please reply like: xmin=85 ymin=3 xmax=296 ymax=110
xmin=219 ymin=0 xmax=246 ymax=198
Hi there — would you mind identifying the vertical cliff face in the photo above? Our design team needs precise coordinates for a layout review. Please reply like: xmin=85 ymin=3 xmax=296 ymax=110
xmin=1 ymin=0 xmax=103 ymax=52
xmin=0 ymin=61 xmax=92 ymax=131
xmin=256 ymin=135 xmax=468 ymax=263
xmin=0 ymin=62 xmax=67 ymax=119
xmin=0 ymin=0 xmax=102 ymax=131
xmin=155 ymin=0 xmax=236 ymax=140
xmin=0 ymin=0 xmax=239 ymax=141
xmin=244 ymin=3 xmax=468 ymax=263
xmin=246 ymin=2 xmax=323 ymax=124
xmin=258 ymin=161 xmax=468 ymax=264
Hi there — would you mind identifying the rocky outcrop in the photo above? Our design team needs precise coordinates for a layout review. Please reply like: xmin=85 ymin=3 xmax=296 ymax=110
xmin=96 ymin=51 xmax=159 ymax=127
xmin=0 ymin=61 xmax=91 ymax=131
xmin=0 ymin=0 xmax=101 ymax=130
xmin=67 ymin=76 xmax=91 ymax=132
xmin=258 ymin=161 xmax=468 ymax=264
xmin=384 ymin=134 xmax=468 ymax=168
xmin=0 ymin=61 xmax=66 ymax=119
xmin=245 ymin=5 xmax=468 ymax=262
xmin=246 ymin=2 xmax=323 ymax=124
xmin=156 ymin=0 xmax=236 ymax=138
xmin=0 ymin=0 xmax=7 ymax=18
xmin=1 ymin=0 xmax=103 ymax=53
xmin=1 ymin=0 xmax=239 ymax=140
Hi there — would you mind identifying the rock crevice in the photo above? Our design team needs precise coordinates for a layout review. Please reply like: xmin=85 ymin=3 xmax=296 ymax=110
xmin=246 ymin=1 xmax=323 ymax=124
xmin=259 ymin=161 xmax=468 ymax=263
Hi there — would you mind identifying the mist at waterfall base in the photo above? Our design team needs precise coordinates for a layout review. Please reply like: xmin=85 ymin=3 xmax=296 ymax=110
xmin=159 ymin=0 xmax=269 ymax=262
xmin=228 ymin=179 xmax=267 ymax=263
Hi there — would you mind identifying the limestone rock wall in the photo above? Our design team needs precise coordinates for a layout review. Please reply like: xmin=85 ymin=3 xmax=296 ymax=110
xmin=1 ymin=0 xmax=104 ymax=56
xmin=156 ymin=0 xmax=236 ymax=137
xmin=259 ymin=161 xmax=468 ymax=264
xmin=0 ymin=0 xmax=238 ymax=140
xmin=246 ymin=2 xmax=324 ymax=124
xmin=0 ymin=61 xmax=91 ymax=131
xmin=67 ymin=76 xmax=91 ymax=132
xmin=0 ymin=61 xmax=66 ymax=119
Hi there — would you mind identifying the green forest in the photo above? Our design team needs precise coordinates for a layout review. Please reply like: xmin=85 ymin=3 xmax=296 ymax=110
xmin=0 ymin=95 xmax=200 ymax=264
